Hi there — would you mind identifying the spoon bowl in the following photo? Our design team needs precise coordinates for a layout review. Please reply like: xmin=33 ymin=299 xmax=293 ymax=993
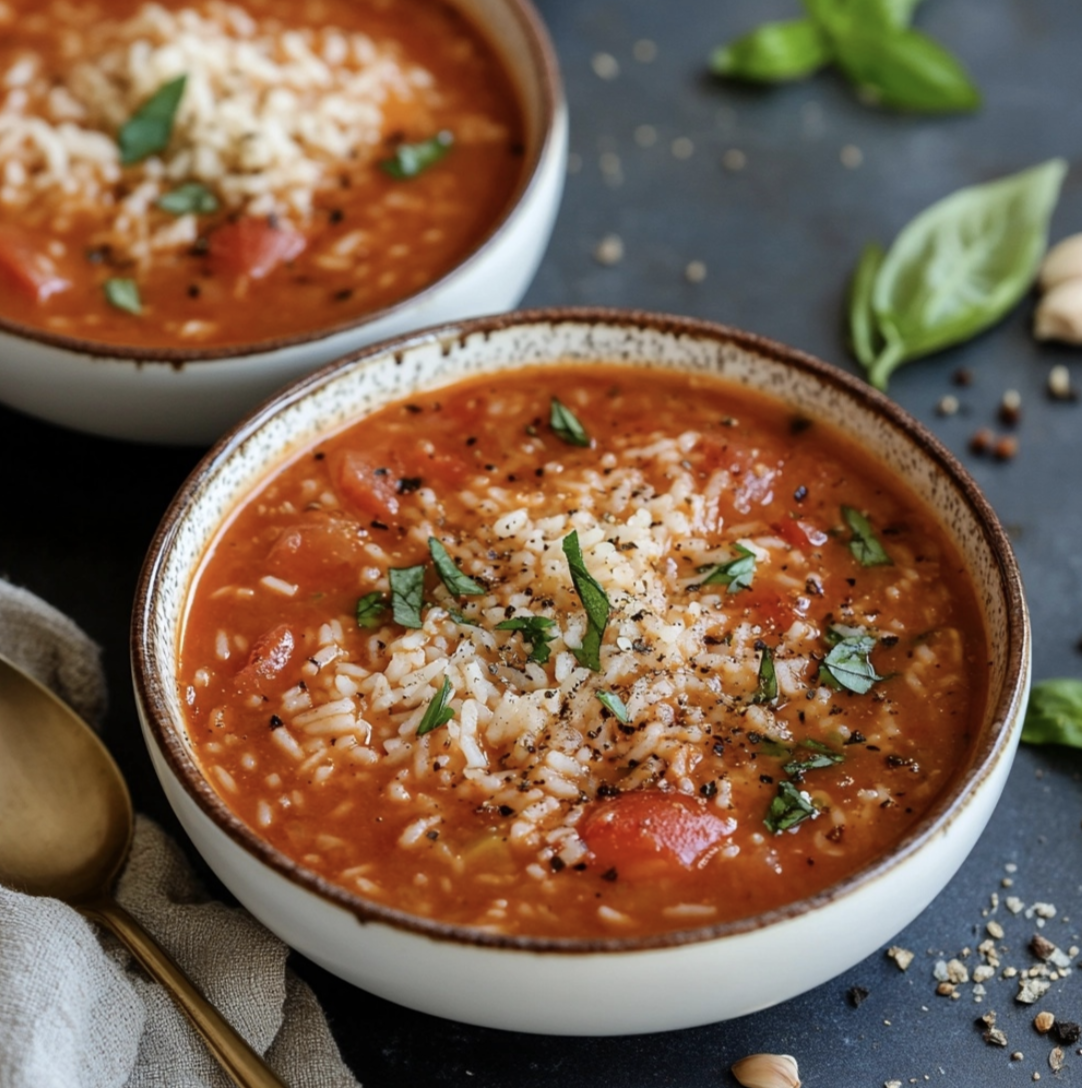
xmin=0 ymin=652 xmax=284 ymax=1088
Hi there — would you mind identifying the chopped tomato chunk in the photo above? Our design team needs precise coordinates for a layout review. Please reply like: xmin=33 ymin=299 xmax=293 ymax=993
xmin=772 ymin=518 xmax=829 ymax=551
xmin=235 ymin=623 xmax=296 ymax=693
xmin=579 ymin=790 xmax=735 ymax=879
xmin=333 ymin=450 xmax=403 ymax=522
xmin=208 ymin=217 xmax=306 ymax=280
xmin=0 ymin=223 xmax=72 ymax=303
xmin=266 ymin=515 xmax=368 ymax=582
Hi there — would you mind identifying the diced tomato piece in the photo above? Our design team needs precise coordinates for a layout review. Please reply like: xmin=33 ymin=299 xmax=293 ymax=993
xmin=0 ymin=223 xmax=72 ymax=303
xmin=579 ymin=790 xmax=735 ymax=879
xmin=333 ymin=450 xmax=403 ymax=522
xmin=208 ymin=217 xmax=306 ymax=280
xmin=266 ymin=516 xmax=368 ymax=582
xmin=740 ymin=586 xmax=799 ymax=634
xmin=772 ymin=518 xmax=829 ymax=551
xmin=235 ymin=624 xmax=296 ymax=692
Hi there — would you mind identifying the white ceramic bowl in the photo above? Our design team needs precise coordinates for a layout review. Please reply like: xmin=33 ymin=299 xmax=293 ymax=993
xmin=0 ymin=0 xmax=566 ymax=446
xmin=133 ymin=310 xmax=1030 ymax=1035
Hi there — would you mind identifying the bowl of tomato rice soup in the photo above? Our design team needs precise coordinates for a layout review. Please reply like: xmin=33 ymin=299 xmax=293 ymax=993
xmin=0 ymin=0 xmax=564 ymax=444
xmin=134 ymin=309 xmax=1030 ymax=1034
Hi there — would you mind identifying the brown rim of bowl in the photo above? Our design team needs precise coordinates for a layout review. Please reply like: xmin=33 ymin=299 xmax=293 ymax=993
xmin=133 ymin=306 xmax=1031 ymax=954
xmin=0 ymin=0 xmax=563 ymax=364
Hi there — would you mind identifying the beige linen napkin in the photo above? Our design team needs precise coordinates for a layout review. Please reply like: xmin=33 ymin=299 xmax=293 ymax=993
xmin=0 ymin=580 xmax=361 ymax=1088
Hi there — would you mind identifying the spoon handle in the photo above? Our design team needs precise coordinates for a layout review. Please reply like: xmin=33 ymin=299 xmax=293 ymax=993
xmin=81 ymin=897 xmax=288 ymax=1088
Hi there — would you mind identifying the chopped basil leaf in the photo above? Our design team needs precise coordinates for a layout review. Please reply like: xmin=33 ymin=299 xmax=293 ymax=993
xmin=417 ymin=676 xmax=455 ymax=736
xmin=118 ymin=75 xmax=186 ymax=165
xmin=698 ymin=543 xmax=757 ymax=593
xmin=447 ymin=608 xmax=480 ymax=628
xmin=355 ymin=591 xmax=388 ymax=629
xmin=820 ymin=629 xmax=883 ymax=694
xmin=495 ymin=615 xmax=557 ymax=664
xmin=841 ymin=505 xmax=893 ymax=567
xmin=595 ymin=689 xmax=630 ymax=723
xmin=1021 ymin=679 xmax=1082 ymax=748
xmin=549 ymin=398 xmax=591 ymax=447
xmin=562 ymin=531 xmax=610 ymax=672
xmin=428 ymin=537 xmax=485 ymax=596
xmin=156 ymin=181 xmax=219 ymax=215
xmin=764 ymin=780 xmax=818 ymax=834
xmin=104 ymin=278 xmax=142 ymax=315
xmin=782 ymin=739 xmax=845 ymax=776
xmin=389 ymin=564 xmax=425 ymax=629
xmin=752 ymin=645 xmax=778 ymax=704
xmin=380 ymin=131 xmax=453 ymax=180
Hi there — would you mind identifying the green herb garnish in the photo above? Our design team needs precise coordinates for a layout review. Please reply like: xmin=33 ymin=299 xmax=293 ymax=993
xmin=389 ymin=564 xmax=425 ymax=629
xmin=698 ymin=543 xmax=757 ymax=593
xmin=495 ymin=615 xmax=558 ymax=664
xmin=1021 ymin=679 xmax=1082 ymax=748
xmin=841 ymin=505 xmax=892 ymax=567
xmin=416 ymin=676 xmax=455 ymax=736
xmin=764 ymin=779 xmax=818 ymax=834
xmin=711 ymin=0 xmax=980 ymax=115
xmin=562 ymin=530 xmax=610 ymax=672
xmin=820 ymin=629 xmax=883 ymax=694
xmin=549 ymin=398 xmax=591 ymax=448
xmin=595 ymin=689 xmax=630 ymax=724
xmin=782 ymin=738 xmax=845 ymax=776
xmin=118 ymin=75 xmax=186 ymax=165
xmin=447 ymin=608 xmax=480 ymax=628
xmin=428 ymin=537 xmax=485 ymax=596
xmin=752 ymin=645 xmax=779 ymax=704
xmin=355 ymin=591 xmax=388 ymax=629
xmin=848 ymin=159 xmax=1067 ymax=389
xmin=104 ymin=278 xmax=142 ymax=315
xmin=380 ymin=131 xmax=453 ymax=180
xmin=156 ymin=181 xmax=219 ymax=215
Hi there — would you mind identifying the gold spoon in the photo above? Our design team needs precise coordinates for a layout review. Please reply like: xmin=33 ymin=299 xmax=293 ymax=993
xmin=0 ymin=652 xmax=286 ymax=1088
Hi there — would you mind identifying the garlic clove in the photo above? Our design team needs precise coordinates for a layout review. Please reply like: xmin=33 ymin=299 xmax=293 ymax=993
xmin=1034 ymin=278 xmax=1082 ymax=343
xmin=731 ymin=1052 xmax=802 ymax=1088
xmin=1039 ymin=232 xmax=1082 ymax=291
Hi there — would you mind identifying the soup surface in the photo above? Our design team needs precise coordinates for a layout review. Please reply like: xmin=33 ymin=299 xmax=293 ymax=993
xmin=178 ymin=364 xmax=988 ymax=940
xmin=0 ymin=0 xmax=524 ymax=347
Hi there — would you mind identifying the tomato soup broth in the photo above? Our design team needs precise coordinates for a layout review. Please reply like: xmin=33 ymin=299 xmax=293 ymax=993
xmin=0 ymin=0 xmax=524 ymax=347
xmin=178 ymin=365 xmax=988 ymax=940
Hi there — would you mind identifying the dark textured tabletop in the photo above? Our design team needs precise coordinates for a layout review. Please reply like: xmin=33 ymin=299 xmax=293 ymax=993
xmin=3 ymin=1 xmax=1082 ymax=1084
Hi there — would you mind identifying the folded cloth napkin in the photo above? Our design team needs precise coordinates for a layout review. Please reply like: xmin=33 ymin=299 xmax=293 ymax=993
xmin=0 ymin=580 xmax=361 ymax=1088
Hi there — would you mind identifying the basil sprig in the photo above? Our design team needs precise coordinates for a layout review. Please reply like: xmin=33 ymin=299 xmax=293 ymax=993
xmin=820 ymin=628 xmax=883 ymax=694
xmin=104 ymin=278 xmax=141 ymax=315
xmin=849 ymin=159 xmax=1068 ymax=389
xmin=380 ymin=131 xmax=453 ymax=180
xmin=417 ymin=676 xmax=455 ymax=736
xmin=711 ymin=0 xmax=980 ymax=114
xmin=355 ymin=591 xmax=388 ymax=629
xmin=764 ymin=780 xmax=818 ymax=834
xmin=156 ymin=181 xmax=219 ymax=215
xmin=428 ymin=537 xmax=485 ymax=596
xmin=550 ymin=398 xmax=591 ymax=447
xmin=495 ymin=615 xmax=557 ymax=664
xmin=782 ymin=738 xmax=844 ymax=777
xmin=118 ymin=75 xmax=186 ymax=165
xmin=389 ymin=565 xmax=425 ymax=629
xmin=841 ymin=505 xmax=892 ymax=567
xmin=752 ymin=645 xmax=779 ymax=704
xmin=1021 ymin=679 xmax=1082 ymax=748
xmin=562 ymin=531 xmax=610 ymax=672
xmin=697 ymin=543 xmax=757 ymax=593
xmin=595 ymin=689 xmax=630 ymax=723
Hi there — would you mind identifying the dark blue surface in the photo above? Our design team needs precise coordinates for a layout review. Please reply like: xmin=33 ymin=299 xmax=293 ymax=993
xmin=2 ymin=1 xmax=1082 ymax=1085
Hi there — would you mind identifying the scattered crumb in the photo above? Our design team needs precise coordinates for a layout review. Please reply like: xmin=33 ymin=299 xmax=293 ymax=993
xmin=1048 ymin=364 xmax=1075 ymax=401
xmin=936 ymin=394 xmax=959 ymax=416
xmin=885 ymin=1081 xmax=903 ymax=1088
xmin=633 ymin=124 xmax=657 ymax=148
xmin=988 ymin=921 xmax=1005 ymax=940
xmin=1035 ymin=1011 xmax=1056 ymax=1034
xmin=953 ymin=367 xmax=974 ymax=386
xmin=969 ymin=427 xmax=995 ymax=455
xmin=999 ymin=389 xmax=1022 ymax=426
xmin=841 ymin=144 xmax=864 ymax=168
xmin=888 ymin=946 xmax=915 ymax=971
xmin=848 ymin=985 xmax=870 ymax=1008
xmin=1013 ymin=1052 xmax=1025 ymax=1062
xmin=984 ymin=1027 xmax=1008 ymax=1047
xmin=632 ymin=39 xmax=657 ymax=63
xmin=1017 ymin=978 xmax=1052 ymax=1005
xmin=1050 ymin=1047 xmax=1065 ymax=1073
xmin=671 ymin=136 xmax=694 ymax=160
xmin=591 ymin=52 xmax=619 ymax=80
xmin=1054 ymin=1022 xmax=1082 ymax=1046
xmin=722 ymin=148 xmax=747 ymax=171
xmin=593 ymin=234 xmax=624 ymax=266
xmin=993 ymin=435 xmax=1019 ymax=461
xmin=684 ymin=260 xmax=707 ymax=284
xmin=1007 ymin=897 xmax=1026 ymax=914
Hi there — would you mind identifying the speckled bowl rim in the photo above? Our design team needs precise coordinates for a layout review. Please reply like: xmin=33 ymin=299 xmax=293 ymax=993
xmin=133 ymin=306 xmax=1029 ymax=954
xmin=0 ymin=0 xmax=562 ymax=364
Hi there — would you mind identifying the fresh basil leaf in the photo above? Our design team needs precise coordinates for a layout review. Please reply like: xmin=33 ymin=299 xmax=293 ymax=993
xmin=698 ymin=543 xmax=757 ymax=593
xmin=549 ymin=398 xmax=591 ymax=447
xmin=820 ymin=631 xmax=882 ymax=694
xmin=562 ymin=531 xmax=610 ymax=672
xmin=848 ymin=241 xmax=886 ymax=369
xmin=428 ymin=537 xmax=485 ymax=596
xmin=595 ymin=689 xmax=631 ymax=724
xmin=389 ymin=564 xmax=425 ymax=629
xmin=872 ymin=0 xmax=925 ymax=28
xmin=380 ymin=131 xmax=453 ymax=180
xmin=710 ymin=19 xmax=832 ymax=82
xmin=448 ymin=608 xmax=480 ymax=628
xmin=841 ymin=505 xmax=892 ymax=567
xmin=355 ymin=591 xmax=388 ymax=629
xmin=495 ymin=615 xmax=557 ymax=664
xmin=783 ymin=739 xmax=844 ymax=776
xmin=832 ymin=26 xmax=980 ymax=113
xmin=862 ymin=159 xmax=1068 ymax=389
xmin=417 ymin=676 xmax=455 ymax=736
xmin=156 ymin=181 xmax=219 ymax=215
xmin=764 ymin=780 xmax=818 ymax=834
xmin=753 ymin=646 xmax=778 ymax=705
xmin=118 ymin=75 xmax=186 ymax=165
xmin=1021 ymin=679 xmax=1082 ymax=748
xmin=104 ymin=278 xmax=141 ymax=315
